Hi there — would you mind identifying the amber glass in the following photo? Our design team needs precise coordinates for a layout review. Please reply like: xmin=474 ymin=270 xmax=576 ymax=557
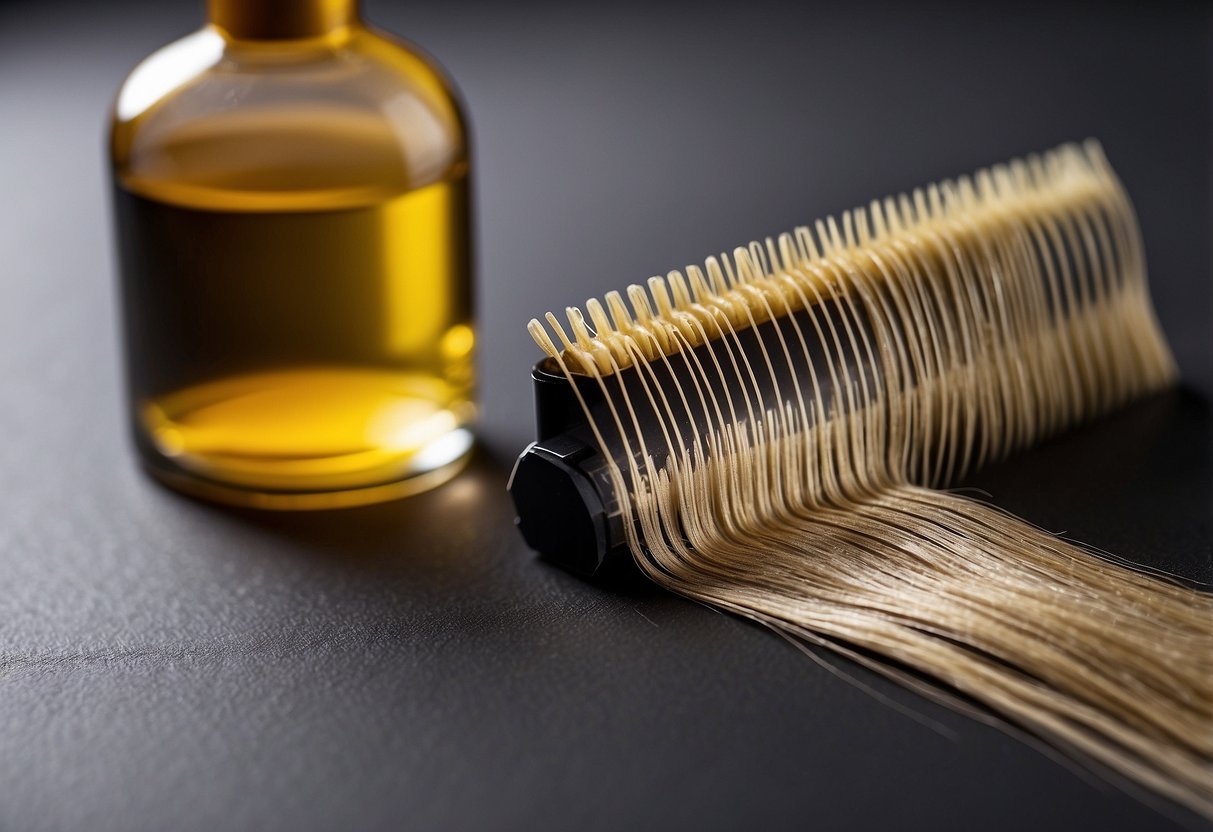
xmin=110 ymin=0 xmax=475 ymax=509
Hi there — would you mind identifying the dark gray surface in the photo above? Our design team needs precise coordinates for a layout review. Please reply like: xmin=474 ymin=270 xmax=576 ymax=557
xmin=1 ymin=2 xmax=1210 ymax=830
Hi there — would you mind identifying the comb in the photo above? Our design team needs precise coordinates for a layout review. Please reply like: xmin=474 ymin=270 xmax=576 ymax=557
xmin=508 ymin=142 xmax=1211 ymax=815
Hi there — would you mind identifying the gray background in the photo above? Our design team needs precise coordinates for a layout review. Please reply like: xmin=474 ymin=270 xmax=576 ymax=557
xmin=0 ymin=1 xmax=1210 ymax=830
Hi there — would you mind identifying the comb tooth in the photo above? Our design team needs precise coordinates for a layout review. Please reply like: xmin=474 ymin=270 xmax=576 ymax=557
xmin=824 ymin=213 xmax=844 ymax=249
xmin=1058 ymin=144 xmax=1081 ymax=177
xmin=545 ymin=311 xmax=576 ymax=352
xmin=883 ymin=197 xmax=900 ymax=233
xmin=854 ymin=208 xmax=870 ymax=246
xmin=1062 ymin=147 xmax=1081 ymax=179
xmin=748 ymin=241 xmax=769 ymax=278
xmin=667 ymin=270 xmax=692 ymax=309
xmin=840 ymin=211 xmax=854 ymax=248
xmin=1038 ymin=152 xmax=1058 ymax=186
xmin=825 ymin=215 xmax=842 ymax=252
xmin=936 ymin=181 xmax=955 ymax=217
xmin=927 ymin=184 xmax=943 ymax=218
xmin=551 ymin=321 xmax=597 ymax=373
xmin=698 ymin=259 xmax=723 ymax=294
xmin=792 ymin=227 xmax=807 ymax=261
xmin=527 ymin=318 xmax=560 ymax=358
xmin=794 ymin=226 xmax=818 ymax=261
xmin=1010 ymin=162 xmax=1028 ymax=194
xmin=869 ymin=200 xmax=887 ymax=239
xmin=575 ymin=306 xmax=619 ymax=373
xmin=765 ymin=237 xmax=780 ymax=274
xmin=648 ymin=276 xmax=675 ymax=317
xmin=1055 ymin=146 xmax=1079 ymax=180
xmin=585 ymin=297 xmax=613 ymax=338
xmin=975 ymin=168 xmax=995 ymax=201
xmin=997 ymin=165 xmax=1015 ymax=197
xmin=1012 ymin=163 xmax=1031 ymax=196
xmin=814 ymin=219 xmax=832 ymax=256
xmin=609 ymin=293 xmax=649 ymax=360
xmin=650 ymin=320 xmax=675 ymax=356
xmin=567 ymin=306 xmax=595 ymax=351
xmin=1023 ymin=155 xmax=1043 ymax=187
xmin=912 ymin=188 xmax=928 ymax=223
xmin=747 ymin=242 xmax=766 ymax=278
xmin=687 ymin=265 xmax=714 ymax=302
xmin=777 ymin=233 xmax=797 ymax=270
xmin=990 ymin=164 xmax=1013 ymax=198
xmin=718 ymin=254 xmax=740 ymax=289
xmin=941 ymin=178 xmax=960 ymax=213
xmin=626 ymin=284 xmax=652 ymax=323
xmin=734 ymin=247 xmax=757 ymax=284
xmin=604 ymin=290 xmax=633 ymax=331
xmin=897 ymin=192 xmax=915 ymax=227
xmin=1025 ymin=154 xmax=1046 ymax=190
xmin=956 ymin=175 xmax=977 ymax=209
xmin=1065 ymin=146 xmax=1085 ymax=179
xmin=1009 ymin=158 xmax=1030 ymax=191
xmin=628 ymin=285 xmax=670 ymax=354
xmin=1042 ymin=146 xmax=1063 ymax=178
xmin=940 ymin=180 xmax=961 ymax=214
xmin=679 ymin=270 xmax=713 ymax=339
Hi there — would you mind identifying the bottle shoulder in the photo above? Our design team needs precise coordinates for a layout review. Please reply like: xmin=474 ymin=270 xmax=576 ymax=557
xmin=111 ymin=25 xmax=467 ymax=211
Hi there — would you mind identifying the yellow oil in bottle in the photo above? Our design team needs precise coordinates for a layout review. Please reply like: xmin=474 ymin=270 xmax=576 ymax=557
xmin=112 ymin=19 xmax=476 ymax=509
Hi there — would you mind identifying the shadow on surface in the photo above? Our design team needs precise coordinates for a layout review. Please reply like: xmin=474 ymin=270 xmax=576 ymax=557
xmin=171 ymin=443 xmax=520 ymax=572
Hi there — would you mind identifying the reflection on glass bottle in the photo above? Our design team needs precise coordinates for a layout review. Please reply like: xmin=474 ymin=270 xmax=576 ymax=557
xmin=110 ymin=0 xmax=475 ymax=508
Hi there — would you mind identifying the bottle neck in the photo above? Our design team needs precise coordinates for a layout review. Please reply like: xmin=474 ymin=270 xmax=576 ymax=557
xmin=207 ymin=0 xmax=361 ymax=41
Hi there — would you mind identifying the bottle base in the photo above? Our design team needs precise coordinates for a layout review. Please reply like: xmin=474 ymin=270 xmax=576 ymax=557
xmin=131 ymin=367 xmax=476 ymax=509
xmin=140 ymin=435 xmax=473 ymax=510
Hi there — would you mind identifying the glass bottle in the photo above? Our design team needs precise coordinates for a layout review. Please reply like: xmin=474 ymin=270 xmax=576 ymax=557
xmin=109 ymin=0 xmax=475 ymax=509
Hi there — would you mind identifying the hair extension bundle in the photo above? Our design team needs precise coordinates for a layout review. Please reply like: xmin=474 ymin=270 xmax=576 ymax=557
xmin=507 ymin=141 xmax=1212 ymax=815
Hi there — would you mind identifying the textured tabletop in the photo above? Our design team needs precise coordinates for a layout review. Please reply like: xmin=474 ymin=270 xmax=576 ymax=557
xmin=1 ymin=2 xmax=1210 ymax=830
